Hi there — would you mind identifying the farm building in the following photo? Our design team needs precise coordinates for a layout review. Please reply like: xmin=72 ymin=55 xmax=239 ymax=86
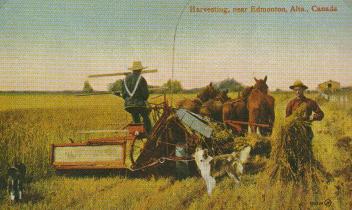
xmin=317 ymin=80 xmax=341 ymax=92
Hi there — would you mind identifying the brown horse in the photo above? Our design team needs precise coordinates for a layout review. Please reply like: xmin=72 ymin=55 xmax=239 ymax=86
xmin=199 ymin=89 xmax=230 ymax=122
xmin=222 ymin=86 xmax=253 ymax=135
xmin=247 ymin=76 xmax=275 ymax=136
xmin=176 ymin=83 xmax=219 ymax=113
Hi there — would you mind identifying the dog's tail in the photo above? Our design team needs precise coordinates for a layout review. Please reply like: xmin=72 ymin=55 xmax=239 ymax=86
xmin=239 ymin=146 xmax=251 ymax=164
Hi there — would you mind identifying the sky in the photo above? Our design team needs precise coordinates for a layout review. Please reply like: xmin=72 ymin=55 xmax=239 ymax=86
xmin=0 ymin=0 xmax=351 ymax=91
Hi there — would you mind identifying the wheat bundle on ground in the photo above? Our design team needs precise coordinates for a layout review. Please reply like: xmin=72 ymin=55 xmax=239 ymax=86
xmin=269 ymin=104 xmax=332 ymax=188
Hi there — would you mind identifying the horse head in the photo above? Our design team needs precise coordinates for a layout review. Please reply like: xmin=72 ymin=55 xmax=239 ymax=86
xmin=215 ymin=89 xmax=230 ymax=102
xmin=197 ymin=82 xmax=220 ymax=102
xmin=253 ymin=76 xmax=268 ymax=94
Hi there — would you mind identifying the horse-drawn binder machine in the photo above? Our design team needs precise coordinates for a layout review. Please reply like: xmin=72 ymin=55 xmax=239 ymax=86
xmin=51 ymin=93 xmax=273 ymax=175
xmin=50 ymin=96 xmax=220 ymax=172
xmin=51 ymin=97 xmax=271 ymax=177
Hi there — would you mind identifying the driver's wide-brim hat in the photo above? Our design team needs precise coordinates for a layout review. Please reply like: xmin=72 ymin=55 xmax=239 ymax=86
xmin=289 ymin=80 xmax=308 ymax=90
xmin=128 ymin=61 xmax=148 ymax=71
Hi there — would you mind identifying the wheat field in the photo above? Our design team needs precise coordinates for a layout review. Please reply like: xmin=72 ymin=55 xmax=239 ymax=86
xmin=0 ymin=92 xmax=351 ymax=209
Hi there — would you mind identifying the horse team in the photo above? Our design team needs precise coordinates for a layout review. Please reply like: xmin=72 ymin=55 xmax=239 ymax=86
xmin=176 ymin=76 xmax=275 ymax=136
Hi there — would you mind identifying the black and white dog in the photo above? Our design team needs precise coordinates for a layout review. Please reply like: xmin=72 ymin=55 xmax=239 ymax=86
xmin=193 ymin=146 xmax=251 ymax=195
xmin=7 ymin=162 xmax=26 ymax=202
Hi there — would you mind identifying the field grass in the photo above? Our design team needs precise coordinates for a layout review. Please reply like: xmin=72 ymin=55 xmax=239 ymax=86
xmin=0 ymin=92 xmax=351 ymax=209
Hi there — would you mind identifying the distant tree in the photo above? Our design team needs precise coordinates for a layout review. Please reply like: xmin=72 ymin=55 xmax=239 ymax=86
xmin=83 ymin=81 xmax=93 ymax=93
xmin=162 ymin=80 xmax=183 ymax=93
xmin=215 ymin=78 xmax=244 ymax=92
xmin=108 ymin=79 xmax=123 ymax=92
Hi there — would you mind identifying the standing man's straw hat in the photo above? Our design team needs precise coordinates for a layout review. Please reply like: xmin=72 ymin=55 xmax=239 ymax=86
xmin=128 ymin=61 xmax=148 ymax=71
xmin=289 ymin=80 xmax=308 ymax=90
